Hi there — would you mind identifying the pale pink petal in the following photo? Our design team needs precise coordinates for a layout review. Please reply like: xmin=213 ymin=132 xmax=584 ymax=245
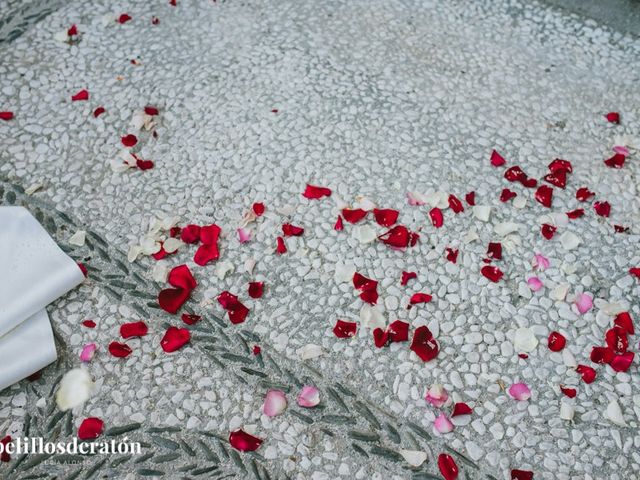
xmin=79 ymin=343 xmax=97 ymax=363
xmin=237 ymin=227 xmax=252 ymax=243
xmin=297 ymin=385 xmax=320 ymax=408
xmin=262 ymin=390 xmax=287 ymax=417
xmin=532 ymin=253 xmax=550 ymax=271
xmin=527 ymin=276 xmax=543 ymax=292
xmin=613 ymin=145 xmax=630 ymax=156
xmin=424 ymin=384 xmax=448 ymax=408
xmin=433 ymin=413 xmax=454 ymax=434
xmin=575 ymin=292 xmax=593 ymax=314
xmin=508 ymin=383 xmax=531 ymax=401
xmin=406 ymin=191 xmax=426 ymax=206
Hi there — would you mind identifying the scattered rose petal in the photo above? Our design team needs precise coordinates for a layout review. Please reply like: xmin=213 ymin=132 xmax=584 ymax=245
xmin=0 ymin=111 xmax=14 ymax=121
xmin=606 ymin=398 xmax=626 ymax=426
xmin=566 ymin=208 xmax=584 ymax=219
xmin=120 ymin=321 xmax=148 ymax=339
xmin=605 ymin=328 xmax=628 ymax=353
xmin=248 ymin=281 xmax=264 ymax=299
xmin=388 ymin=320 xmax=410 ymax=342
xmin=527 ymin=276 xmax=543 ymax=292
xmin=576 ymin=364 xmax=596 ymax=383
xmin=372 ymin=208 xmax=399 ymax=227
xmin=341 ymin=208 xmax=368 ymax=223
xmin=80 ymin=343 xmax=97 ymax=362
xmin=610 ymin=351 xmax=634 ymax=372
xmin=237 ymin=227 xmax=251 ymax=243
xmin=410 ymin=326 xmax=439 ymax=362
xmin=297 ymin=385 xmax=320 ymax=407
xmin=194 ymin=224 xmax=222 ymax=265
xmin=409 ymin=292 xmax=433 ymax=306
xmin=181 ymin=313 xmax=201 ymax=325
xmin=465 ymin=191 xmax=475 ymax=205
xmin=445 ymin=247 xmax=459 ymax=263
xmin=263 ymin=390 xmax=287 ymax=417
xmin=500 ymin=188 xmax=517 ymax=202
xmin=560 ymin=386 xmax=577 ymax=398
xmin=82 ymin=320 xmax=96 ymax=328
xmin=630 ymin=267 xmax=640 ymax=279
xmin=511 ymin=470 xmax=534 ymax=480
xmin=481 ymin=265 xmax=503 ymax=282
xmin=548 ymin=331 xmax=566 ymax=352
xmin=333 ymin=319 xmax=357 ymax=338
xmin=513 ymin=327 xmax=539 ymax=352
xmin=425 ymin=384 xmax=448 ymax=407
xmin=400 ymin=271 xmax=417 ymax=286
xmin=108 ymin=342 xmax=132 ymax=358
xmin=574 ymin=292 xmax=593 ymax=314
xmin=438 ymin=453 xmax=459 ymax=480
xmin=540 ymin=223 xmax=556 ymax=240
xmin=71 ymin=89 xmax=89 ymax=101
xmin=161 ymin=326 xmax=190 ymax=353
xmin=490 ymin=149 xmax=506 ymax=167
xmin=434 ymin=413 xmax=454 ymax=434
xmin=217 ymin=291 xmax=250 ymax=324
xmin=158 ymin=265 xmax=196 ymax=314
xmin=605 ymin=111 xmax=620 ymax=124
xmin=487 ymin=242 xmax=502 ymax=260
xmin=276 ymin=236 xmax=287 ymax=254
xmin=378 ymin=225 xmax=418 ymax=249
xmin=534 ymin=185 xmax=553 ymax=208
xmin=56 ymin=368 xmax=95 ymax=411
xmin=117 ymin=13 xmax=132 ymax=24
xmin=180 ymin=224 xmax=201 ymax=243
xmin=448 ymin=194 xmax=464 ymax=213
xmin=373 ymin=327 xmax=389 ymax=348
xmin=252 ymin=202 xmax=265 ymax=216
xmin=604 ymin=153 xmax=626 ymax=168
xmin=429 ymin=207 xmax=444 ymax=228
xmin=93 ymin=107 xmax=105 ymax=118
xmin=594 ymin=201 xmax=611 ymax=217
xmin=229 ymin=429 xmax=263 ymax=451
xmin=452 ymin=402 xmax=473 ymax=417
xmin=302 ymin=184 xmax=331 ymax=199
xmin=614 ymin=311 xmax=634 ymax=335
xmin=334 ymin=215 xmax=344 ymax=230
xmin=252 ymin=345 xmax=261 ymax=355
xmin=576 ymin=187 xmax=595 ymax=202
xmin=78 ymin=417 xmax=104 ymax=440
xmin=282 ymin=223 xmax=304 ymax=236
xmin=508 ymin=383 xmax=531 ymax=401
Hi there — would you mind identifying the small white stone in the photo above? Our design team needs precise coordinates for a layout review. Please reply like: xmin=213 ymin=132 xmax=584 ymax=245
xmin=69 ymin=230 xmax=86 ymax=247
xmin=399 ymin=449 xmax=427 ymax=467
xmin=334 ymin=262 xmax=356 ymax=283
xmin=605 ymin=398 xmax=626 ymax=426
xmin=560 ymin=402 xmax=575 ymax=421
xmin=559 ymin=231 xmax=581 ymax=250
xmin=298 ymin=344 xmax=323 ymax=360
xmin=473 ymin=205 xmax=491 ymax=222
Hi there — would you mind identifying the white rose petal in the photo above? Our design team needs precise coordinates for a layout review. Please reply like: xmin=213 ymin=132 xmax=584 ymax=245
xmin=163 ymin=237 xmax=183 ymax=253
xmin=298 ymin=344 xmax=324 ymax=360
xmin=152 ymin=262 xmax=169 ymax=283
xmin=605 ymin=399 xmax=626 ymax=426
xmin=53 ymin=30 xmax=69 ymax=42
xmin=424 ymin=191 xmax=449 ymax=209
xmin=600 ymin=301 xmax=627 ymax=316
xmin=277 ymin=205 xmax=296 ymax=216
xmin=244 ymin=258 xmax=256 ymax=275
xmin=502 ymin=234 xmax=521 ymax=253
xmin=463 ymin=228 xmax=479 ymax=244
xmin=399 ymin=449 xmax=427 ymax=467
xmin=550 ymin=283 xmax=569 ymax=301
xmin=55 ymin=368 xmax=95 ymax=411
xmin=110 ymin=159 xmax=131 ymax=173
xmin=127 ymin=245 xmax=142 ymax=263
xmin=332 ymin=194 xmax=349 ymax=210
xmin=494 ymin=222 xmax=521 ymax=237
xmin=353 ymin=225 xmax=376 ymax=244
xmin=473 ymin=205 xmax=491 ymax=222
xmin=140 ymin=237 xmax=161 ymax=255
xmin=560 ymin=402 xmax=575 ymax=421
xmin=215 ymin=261 xmax=235 ymax=280
xmin=560 ymin=231 xmax=581 ymax=250
xmin=69 ymin=230 xmax=86 ymax=247
xmin=359 ymin=304 xmax=386 ymax=330
xmin=513 ymin=327 xmax=538 ymax=353
xmin=355 ymin=196 xmax=377 ymax=211
xmin=334 ymin=262 xmax=356 ymax=283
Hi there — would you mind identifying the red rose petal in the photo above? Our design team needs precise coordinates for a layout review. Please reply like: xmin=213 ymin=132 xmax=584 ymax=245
xmin=68 ymin=24 xmax=79 ymax=36
xmin=82 ymin=320 xmax=96 ymax=328
xmin=614 ymin=224 xmax=629 ymax=233
xmin=282 ymin=223 xmax=304 ymax=236
xmin=518 ymin=353 xmax=529 ymax=359
xmin=194 ymin=225 xmax=222 ymax=265
xmin=217 ymin=291 xmax=250 ymax=324
xmin=302 ymin=184 xmax=331 ymax=199
xmin=252 ymin=202 xmax=265 ymax=216
xmin=117 ymin=13 xmax=132 ymax=24
xmin=77 ymin=262 xmax=88 ymax=277
xmin=445 ymin=247 xmax=459 ymax=264
xmin=108 ymin=342 xmax=132 ymax=358
xmin=252 ymin=345 xmax=261 ymax=355
xmin=605 ymin=328 xmax=628 ymax=354
xmin=388 ymin=320 xmax=409 ymax=342
xmin=549 ymin=159 xmax=572 ymax=173
xmin=373 ymin=327 xmax=389 ymax=348
xmin=451 ymin=402 xmax=473 ymax=417
xmin=409 ymin=293 xmax=433 ymax=305
xmin=168 ymin=264 xmax=197 ymax=290
xmin=180 ymin=224 xmax=201 ymax=243
xmin=400 ymin=271 xmax=417 ymax=286
xmin=481 ymin=265 xmax=503 ymax=282
xmin=448 ymin=194 xmax=465 ymax=213
xmin=151 ymin=16 xmax=160 ymax=25
xmin=604 ymin=153 xmax=626 ymax=169
xmin=429 ymin=207 xmax=444 ymax=228
xmin=566 ymin=208 xmax=584 ymax=219
xmin=136 ymin=158 xmax=154 ymax=170
xmin=78 ymin=418 xmax=104 ymax=440
xmin=359 ymin=289 xmax=379 ymax=305
xmin=93 ymin=107 xmax=105 ymax=118
xmin=248 ymin=281 xmax=264 ymax=299
xmin=121 ymin=134 xmax=138 ymax=147
xmin=333 ymin=319 xmax=357 ymax=338
xmin=543 ymin=169 xmax=567 ymax=189
xmin=490 ymin=149 xmax=506 ymax=167
xmin=160 ymin=326 xmax=190 ymax=353
xmin=576 ymin=364 xmax=596 ymax=384
xmin=438 ymin=453 xmax=459 ymax=480
xmin=487 ymin=242 xmax=502 ymax=260
xmin=500 ymin=188 xmax=517 ymax=202
xmin=534 ymin=185 xmax=553 ymax=208
xmin=378 ymin=225 xmax=416 ymax=249
xmin=511 ymin=469 xmax=534 ymax=480
xmin=590 ymin=346 xmax=615 ymax=364
xmin=144 ymin=105 xmax=159 ymax=116
xmin=158 ymin=288 xmax=191 ymax=314
xmin=229 ymin=429 xmax=263 ymax=452
xmin=541 ymin=223 xmax=557 ymax=240
xmin=1 ymin=435 xmax=12 ymax=462
xmin=547 ymin=331 xmax=566 ymax=352
xmin=504 ymin=165 xmax=534 ymax=186
xmin=181 ymin=313 xmax=201 ymax=325
xmin=353 ymin=272 xmax=377 ymax=291
xmin=71 ymin=89 xmax=89 ymax=101
xmin=605 ymin=112 xmax=620 ymax=124
xmin=0 ymin=111 xmax=14 ymax=121
xmin=341 ymin=208 xmax=368 ymax=224
xmin=334 ymin=215 xmax=344 ymax=231
xmin=630 ymin=267 xmax=640 ymax=279
xmin=594 ymin=201 xmax=611 ymax=217
xmin=120 ymin=321 xmax=148 ymax=339
xmin=560 ymin=386 xmax=577 ymax=398
xmin=576 ymin=187 xmax=595 ymax=202
xmin=464 ymin=191 xmax=475 ymax=206
xmin=373 ymin=208 xmax=399 ymax=227
xmin=614 ymin=312 xmax=634 ymax=335
xmin=276 ymin=236 xmax=287 ymax=254
xmin=610 ymin=352 xmax=634 ymax=372
xmin=410 ymin=326 xmax=439 ymax=362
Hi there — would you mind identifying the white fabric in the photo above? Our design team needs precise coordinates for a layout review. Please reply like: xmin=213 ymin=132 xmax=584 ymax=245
xmin=0 ymin=206 xmax=84 ymax=391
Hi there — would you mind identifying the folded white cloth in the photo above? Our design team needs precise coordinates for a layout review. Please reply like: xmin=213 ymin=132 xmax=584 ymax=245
xmin=0 ymin=206 xmax=85 ymax=391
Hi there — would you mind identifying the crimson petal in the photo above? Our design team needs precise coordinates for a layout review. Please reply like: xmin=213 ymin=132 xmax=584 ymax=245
xmin=566 ymin=208 xmax=584 ymax=219
xmin=500 ymin=188 xmax=517 ymax=202
xmin=161 ymin=326 xmax=190 ymax=353
xmin=548 ymin=159 xmax=572 ymax=173
xmin=547 ymin=331 xmax=566 ymax=352
xmin=448 ymin=194 xmax=464 ymax=213
xmin=560 ymin=386 xmax=577 ymax=398
xmin=437 ymin=453 xmax=459 ymax=480
xmin=333 ymin=320 xmax=357 ymax=338
xmin=481 ymin=265 xmax=503 ymax=282
xmin=0 ymin=111 xmax=14 ymax=121
xmin=534 ymin=185 xmax=553 ymax=208
xmin=511 ymin=470 xmax=534 ymax=480
xmin=429 ymin=207 xmax=444 ymax=228
xmin=180 ymin=224 xmax=201 ymax=243
xmin=451 ymin=402 xmax=473 ymax=416
xmin=590 ymin=346 xmax=615 ymax=364
xmin=120 ymin=321 xmax=148 ymax=339
xmin=540 ymin=223 xmax=556 ymax=240
xmin=229 ymin=429 xmax=263 ymax=452
xmin=576 ymin=364 xmax=596 ymax=383
xmin=158 ymin=287 xmax=191 ymax=314
xmin=445 ymin=248 xmax=459 ymax=263
xmin=168 ymin=265 xmax=197 ymax=290
xmin=71 ymin=89 xmax=89 ymax=101
xmin=334 ymin=215 xmax=344 ymax=230
xmin=78 ymin=418 xmax=104 ymax=440
xmin=218 ymin=291 xmax=250 ymax=324
xmin=487 ymin=242 xmax=502 ymax=260
xmin=93 ymin=107 xmax=105 ymax=118
xmin=373 ymin=208 xmax=399 ymax=227
xmin=252 ymin=202 xmax=265 ymax=216
xmin=400 ymin=271 xmax=417 ymax=286
xmin=248 ymin=281 xmax=264 ymax=299
xmin=614 ymin=312 xmax=634 ymax=335
xmin=543 ymin=169 xmax=567 ymax=189
xmin=388 ymin=320 xmax=409 ymax=342
xmin=108 ymin=342 xmax=132 ymax=358
xmin=604 ymin=153 xmax=625 ymax=168
xmin=342 ymin=208 xmax=368 ymax=224
xmin=181 ymin=313 xmax=201 ymax=325
xmin=276 ymin=236 xmax=287 ymax=254
xmin=282 ymin=223 xmax=304 ymax=236
xmin=302 ymin=184 xmax=331 ymax=199
xmin=194 ymin=243 xmax=219 ymax=266
xmin=410 ymin=326 xmax=439 ymax=362
xmin=373 ymin=328 xmax=389 ymax=348
xmin=576 ymin=187 xmax=595 ymax=202
xmin=610 ymin=352 xmax=634 ymax=372
xmin=464 ymin=191 xmax=475 ymax=205
xmin=593 ymin=201 xmax=611 ymax=217
xmin=121 ymin=134 xmax=138 ymax=147
xmin=605 ymin=112 xmax=620 ymax=124
xmin=409 ymin=293 xmax=433 ymax=305
xmin=378 ymin=225 xmax=416 ymax=249
xmin=490 ymin=149 xmax=506 ymax=167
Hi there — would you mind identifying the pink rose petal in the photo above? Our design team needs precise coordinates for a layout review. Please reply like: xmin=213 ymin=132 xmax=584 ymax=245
xmin=527 ymin=276 xmax=543 ymax=292
xmin=613 ymin=145 xmax=630 ymax=156
xmin=532 ymin=253 xmax=550 ymax=271
xmin=434 ymin=413 xmax=454 ymax=434
xmin=237 ymin=227 xmax=251 ymax=243
xmin=508 ymin=383 xmax=531 ymax=401
xmin=79 ymin=343 xmax=97 ymax=362
xmin=575 ymin=292 xmax=593 ymax=314
xmin=297 ymin=385 xmax=320 ymax=408
xmin=425 ymin=384 xmax=448 ymax=408
xmin=262 ymin=390 xmax=287 ymax=417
